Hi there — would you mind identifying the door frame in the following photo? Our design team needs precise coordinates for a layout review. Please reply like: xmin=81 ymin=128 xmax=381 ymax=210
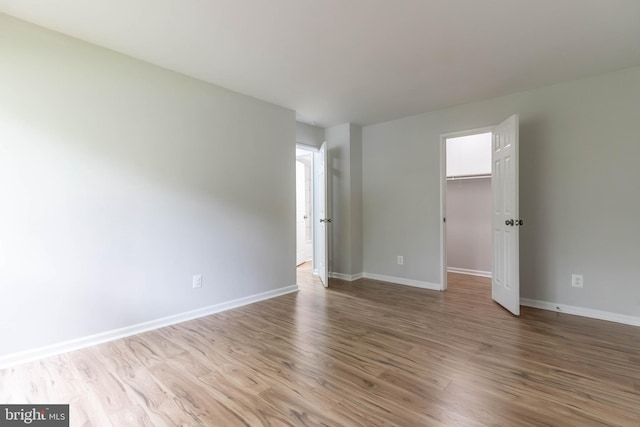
xmin=439 ymin=126 xmax=494 ymax=291
xmin=296 ymin=143 xmax=319 ymax=274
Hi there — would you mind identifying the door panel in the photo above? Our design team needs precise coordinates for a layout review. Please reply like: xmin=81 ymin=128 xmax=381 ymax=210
xmin=492 ymin=114 xmax=520 ymax=315
xmin=317 ymin=142 xmax=329 ymax=287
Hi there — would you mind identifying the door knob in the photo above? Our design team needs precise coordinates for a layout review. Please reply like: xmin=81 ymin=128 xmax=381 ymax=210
xmin=505 ymin=219 xmax=514 ymax=226
xmin=320 ymin=218 xmax=332 ymax=223
xmin=516 ymin=219 xmax=523 ymax=226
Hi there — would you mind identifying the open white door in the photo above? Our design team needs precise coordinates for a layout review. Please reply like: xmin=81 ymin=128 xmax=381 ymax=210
xmin=492 ymin=114 xmax=520 ymax=315
xmin=295 ymin=161 xmax=306 ymax=266
xmin=317 ymin=142 xmax=330 ymax=287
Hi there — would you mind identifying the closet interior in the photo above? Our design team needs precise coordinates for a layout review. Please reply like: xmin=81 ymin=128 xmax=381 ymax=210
xmin=445 ymin=132 xmax=493 ymax=278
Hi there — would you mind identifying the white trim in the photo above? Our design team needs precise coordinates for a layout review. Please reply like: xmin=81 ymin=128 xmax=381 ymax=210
xmin=329 ymin=272 xmax=363 ymax=281
xmin=363 ymin=272 xmax=442 ymax=291
xmin=440 ymin=126 xmax=495 ymax=140
xmin=447 ymin=267 xmax=492 ymax=278
xmin=296 ymin=143 xmax=320 ymax=278
xmin=440 ymin=132 xmax=448 ymax=291
xmin=521 ymin=298 xmax=640 ymax=327
xmin=0 ymin=284 xmax=299 ymax=370
xmin=295 ymin=142 xmax=320 ymax=152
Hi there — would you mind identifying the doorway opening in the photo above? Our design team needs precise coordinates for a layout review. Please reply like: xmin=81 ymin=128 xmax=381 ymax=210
xmin=295 ymin=142 xmax=330 ymax=288
xmin=445 ymin=131 xmax=493 ymax=282
xmin=440 ymin=115 xmax=521 ymax=316
xmin=296 ymin=147 xmax=314 ymax=268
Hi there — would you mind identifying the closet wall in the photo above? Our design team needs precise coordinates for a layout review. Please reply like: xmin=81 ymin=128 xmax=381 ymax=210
xmin=446 ymin=179 xmax=492 ymax=275
xmin=446 ymin=134 xmax=492 ymax=276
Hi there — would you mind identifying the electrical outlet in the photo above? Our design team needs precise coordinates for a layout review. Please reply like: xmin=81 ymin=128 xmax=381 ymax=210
xmin=193 ymin=274 xmax=202 ymax=289
xmin=571 ymin=274 xmax=583 ymax=288
xmin=397 ymin=256 xmax=404 ymax=265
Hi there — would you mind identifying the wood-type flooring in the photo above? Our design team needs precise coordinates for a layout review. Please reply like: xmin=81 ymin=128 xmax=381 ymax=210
xmin=1 ymin=265 xmax=638 ymax=426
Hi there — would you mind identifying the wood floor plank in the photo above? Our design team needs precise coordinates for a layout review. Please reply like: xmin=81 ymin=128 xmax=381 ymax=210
xmin=196 ymin=375 xmax=298 ymax=427
xmin=1 ymin=266 xmax=638 ymax=426
xmin=148 ymin=362 xmax=250 ymax=426
xmin=109 ymin=404 xmax=156 ymax=427
xmin=257 ymin=384 xmax=347 ymax=427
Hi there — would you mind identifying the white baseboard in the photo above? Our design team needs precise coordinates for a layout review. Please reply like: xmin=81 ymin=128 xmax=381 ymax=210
xmin=0 ymin=284 xmax=299 ymax=370
xmin=362 ymin=272 xmax=442 ymax=291
xmin=447 ymin=267 xmax=492 ymax=278
xmin=329 ymin=272 xmax=363 ymax=281
xmin=521 ymin=298 xmax=640 ymax=327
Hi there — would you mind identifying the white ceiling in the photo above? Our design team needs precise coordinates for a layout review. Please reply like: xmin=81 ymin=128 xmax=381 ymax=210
xmin=1 ymin=1 xmax=639 ymax=127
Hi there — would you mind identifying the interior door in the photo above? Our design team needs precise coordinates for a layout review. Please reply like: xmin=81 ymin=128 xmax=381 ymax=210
xmin=492 ymin=114 xmax=520 ymax=315
xmin=295 ymin=161 xmax=306 ymax=266
xmin=317 ymin=142 xmax=330 ymax=287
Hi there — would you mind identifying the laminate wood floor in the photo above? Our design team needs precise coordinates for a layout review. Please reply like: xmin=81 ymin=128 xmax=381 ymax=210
xmin=1 ymin=266 xmax=639 ymax=426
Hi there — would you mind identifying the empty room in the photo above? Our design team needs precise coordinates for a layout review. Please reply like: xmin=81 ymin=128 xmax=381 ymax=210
xmin=1 ymin=1 xmax=639 ymax=426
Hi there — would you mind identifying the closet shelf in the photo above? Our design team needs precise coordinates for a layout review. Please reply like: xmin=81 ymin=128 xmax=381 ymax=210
xmin=446 ymin=174 xmax=491 ymax=181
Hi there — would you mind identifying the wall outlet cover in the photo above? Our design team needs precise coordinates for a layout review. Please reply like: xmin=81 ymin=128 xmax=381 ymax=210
xmin=193 ymin=274 xmax=203 ymax=288
xmin=571 ymin=274 xmax=583 ymax=288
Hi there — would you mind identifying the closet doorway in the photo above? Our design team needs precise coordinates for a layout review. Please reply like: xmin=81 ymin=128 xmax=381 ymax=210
xmin=441 ymin=129 xmax=493 ymax=290
xmin=441 ymin=116 xmax=521 ymax=314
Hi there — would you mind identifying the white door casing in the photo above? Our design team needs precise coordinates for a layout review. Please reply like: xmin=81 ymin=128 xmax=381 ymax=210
xmin=317 ymin=142 xmax=329 ymax=287
xmin=296 ymin=161 xmax=306 ymax=266
xmin=491 ymin=114 xmax=520 ymax=315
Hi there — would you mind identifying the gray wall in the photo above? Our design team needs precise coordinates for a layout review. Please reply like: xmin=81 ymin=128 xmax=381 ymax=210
xmin=296 ymin=122 xmax=324 ymax=148
xmin=325 ymin=123 xmax=363 ymax=277
xmin=363 ymin=66 xmax=640 ymax=317
xmin=446 ymin=179 xmax=492 ymax=274
xmin=350 ymin=125 xmax=363 ymax=275
xmin=0 ymin=14 xmax=296 ymax=357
